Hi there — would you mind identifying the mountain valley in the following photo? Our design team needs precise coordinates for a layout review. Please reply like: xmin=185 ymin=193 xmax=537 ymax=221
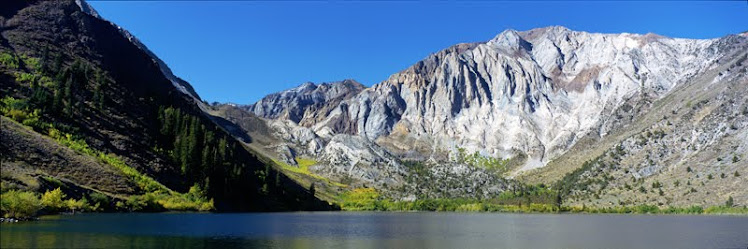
xmin=1 ymin=0 xmax=746 ymax=215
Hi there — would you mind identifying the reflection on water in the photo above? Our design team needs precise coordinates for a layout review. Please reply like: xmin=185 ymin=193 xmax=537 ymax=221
xmin=2 ymin=212 xmax=747 ymax=249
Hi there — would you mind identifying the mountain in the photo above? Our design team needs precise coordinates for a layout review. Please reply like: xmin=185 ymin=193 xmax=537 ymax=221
xmin=244 ymin=79 xmax=366 ymax=126
xmin=1 ymin=0 xmax=333 ymax=211
xmin=219 ymin=27 xmax=747 ymax=207
xmin=2 ymin=0 xmax=744 ymax=210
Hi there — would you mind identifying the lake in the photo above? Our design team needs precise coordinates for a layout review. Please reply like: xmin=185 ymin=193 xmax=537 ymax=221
xmin=1 ymin=212 xmax=746 ymax=249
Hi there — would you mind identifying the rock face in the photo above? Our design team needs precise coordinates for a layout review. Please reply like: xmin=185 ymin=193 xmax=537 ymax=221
xmin=244 ymin=79 xmax=365 ymax=126
xmin=246 ymin=27 xmax=730 ymax=167
xmin=217 ymin=27 xmax=747 ymax=205
xmin=545 ymin=35 xmax=748 ymax=208
xmin=314 ymin=134 xmax=405 ymax=187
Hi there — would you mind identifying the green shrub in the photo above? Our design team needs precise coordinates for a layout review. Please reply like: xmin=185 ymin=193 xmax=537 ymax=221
xmin=635 ymin=204 xmax=659 ymax=214
xmin=455 ymin=203 xmax=485 ymax=212
xmin=685 ymin=205 xmax=704 ymax=214
xmin=339 ymin=188 xmax=380 ymax=211
xmin=14 ymin=72 xmax=37 ymax=85
xmin=89 ymin=192 xmax=110 ymax=211
xmin=20 ymin=54 xmax=41 ymax=71
xmin=157 ymin=185 xmax=213 ymax=211
xmin=1 ymin=97 xmax=44 ymax=129
xmin=1 ymin=182 xmax=20 ymax=193
xmin=704 ymin=205 xmax=748 ymax=214
xmin=65 ymin=197 xmax=90 ymax=213
xmin=125 ymin=194 xmax=161 ymax=212
xmin=40 ymin=188 xmax=66 ymax=211
xmin=652 ymin=181 xmax=662 ymax=188
xmin=454 ymin=148 xmax=509 ymax=173
xmin=1 ymin=190 xmax=42 ymax=218
xmin=0 ymin=52 xmax=19 ymax=69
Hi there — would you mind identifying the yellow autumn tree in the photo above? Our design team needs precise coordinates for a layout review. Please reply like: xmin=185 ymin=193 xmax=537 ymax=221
xmin=41 ymin=188 xmax=66 ymax=211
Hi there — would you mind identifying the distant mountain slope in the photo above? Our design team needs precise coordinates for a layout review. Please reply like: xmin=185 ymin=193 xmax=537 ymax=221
xmin=538 ymin=36 xmax=748 ymax=208
xmin=222 ymin=27 xmax=747 ymax=207
xmin=0 ymin=0 xmax=332 ymax=211
xmin=244 ymin=79 xmax=365 ymax=127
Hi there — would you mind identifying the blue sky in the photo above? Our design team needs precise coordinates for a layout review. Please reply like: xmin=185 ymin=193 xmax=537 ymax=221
xmin=89 ymin=1 xmax=747 ymax=104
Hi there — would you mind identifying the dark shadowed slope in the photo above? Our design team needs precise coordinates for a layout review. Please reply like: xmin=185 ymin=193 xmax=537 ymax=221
xmin=0 ymin=0 xmax=334 ymax=211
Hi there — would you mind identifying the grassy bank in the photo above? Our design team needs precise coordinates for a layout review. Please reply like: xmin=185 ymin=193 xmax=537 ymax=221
xmin=1 ymin=185 xmax=213 ymax=220
xmin=337 ymin=188 xmax=748 ymax=215
xmin=1 ymin=188 xmax=100 ymax=219
xmin=339 ymin=198 xmax=748 ymax=215
xmin=1 ymin=98 xmax=214 ymax=218
xmin=561 ymin=204 xmax=748 ymax=215
xmin=272 ymin=157 xmax=347 ymax=188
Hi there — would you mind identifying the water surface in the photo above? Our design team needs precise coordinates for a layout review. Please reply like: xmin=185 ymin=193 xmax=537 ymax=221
xmin=2 ymin=212 xmax=746 ymax=249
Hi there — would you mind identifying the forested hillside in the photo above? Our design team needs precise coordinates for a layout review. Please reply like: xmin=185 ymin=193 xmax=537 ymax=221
xmin=1 ymin=0 xmax=333 ymax=216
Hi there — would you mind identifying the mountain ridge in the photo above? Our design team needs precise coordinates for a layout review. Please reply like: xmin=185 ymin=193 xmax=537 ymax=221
xmin=241 ymin=26 xmax=729 ymax=163
xmin=1 ymin=0 xmax=333 ymax=212
xmin=2 ymin=0 xmax=745 ymax=211
xmin=220 ymin=25 xmax=747 ymax=206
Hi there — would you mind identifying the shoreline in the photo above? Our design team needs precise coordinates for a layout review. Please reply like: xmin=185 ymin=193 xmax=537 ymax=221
xmin=4 ymin=206 xmax=746 ymax=223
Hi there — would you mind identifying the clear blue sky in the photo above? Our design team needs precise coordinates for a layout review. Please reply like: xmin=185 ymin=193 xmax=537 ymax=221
xmin=88 ymin=1 xmax=747 ymax=104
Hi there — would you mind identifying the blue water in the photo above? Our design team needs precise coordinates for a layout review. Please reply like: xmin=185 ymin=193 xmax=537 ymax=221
xmin=2 ymin=212 xmax=747 ymax=249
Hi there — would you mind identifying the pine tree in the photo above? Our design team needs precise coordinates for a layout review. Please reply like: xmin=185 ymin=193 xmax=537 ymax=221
xmin=179 ymin=121 xmax=191 ymax=175
xmin=52 ymin=53 xmax=63 ymax=74
xmin=40 ymin=46 xmax=50 ymax=73
xmin=93 ymin=70 xmax=105 ymax=110
xmin=63 ymin=76 xmax=73 ymax=118
xmin=157 ymin=106 xmax=166 ymax=130
xmin=218 ymin=138 xmax=227 ymax=162
xmin=52 ymin=75 xmax=63 ymax=112
xmin=160 ymin=107 xmax=176 ymax=137
xmin=173 ymin=113 xmax=188 ymax=173
xmin=187 ymin=117 xmax=201 ymax=179
xmin=201 ymin=144 xmax=212 ymax=180
xmin=275 ymin=169 xmax=281 ymax=189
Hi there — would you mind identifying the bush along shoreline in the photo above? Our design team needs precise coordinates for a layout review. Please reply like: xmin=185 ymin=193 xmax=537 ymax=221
xmin=4 ymin=185 xmax=746 ymax=221
xmin=336 ymin=188 xmax=748 ymax=215
xmin=336 ymin=199 xmax=748 ymax=215
xmin=1 ymin=188 xmax=94 ymax=221
xmin=5 ymin=183 xmax=744 ymax=221
xmin=1 ymin=184 xmax=214 ymax=221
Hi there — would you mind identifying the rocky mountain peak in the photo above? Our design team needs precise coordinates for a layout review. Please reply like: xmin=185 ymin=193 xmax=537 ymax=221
xmin=488 ymin=29 xmax=532 ymax=53
xmin=211 ymin=25 xmax=746 ymax=205
xmin=253 ymin=26 xmax=734 ymax=173
xmin=295 ymin=82 xmax=318 ymax=92
xmin=74 ymin=0 xmax=100 ymax=18
xmin=518 ymin=26 xmax=572 ymax=42
xmin=244 ymin=79 xmax=366 ymax=125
